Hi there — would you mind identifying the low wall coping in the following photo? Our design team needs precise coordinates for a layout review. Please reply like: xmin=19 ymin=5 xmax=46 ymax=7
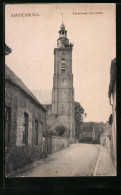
xmin=51 ymin=136 xmax=68 ymax=140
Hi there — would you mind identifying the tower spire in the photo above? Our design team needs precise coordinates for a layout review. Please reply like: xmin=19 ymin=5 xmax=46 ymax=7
xmin=57 ymin=14 xmax=69 ymax=48
xmin=61 ymin=13 xmax=63 ymax=24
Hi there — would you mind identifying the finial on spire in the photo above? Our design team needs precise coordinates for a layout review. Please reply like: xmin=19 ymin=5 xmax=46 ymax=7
xmin=60 ymin=13 xmax=65 ymax=30
xmin=61 ymin=13 xmax=63 ymax=24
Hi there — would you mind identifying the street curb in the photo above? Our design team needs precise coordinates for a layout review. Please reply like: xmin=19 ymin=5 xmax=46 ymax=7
xmin=93 ymin=145 xmax=101 ymax=176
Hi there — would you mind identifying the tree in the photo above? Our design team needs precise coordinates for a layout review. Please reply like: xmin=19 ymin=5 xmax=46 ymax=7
xmin=81 ymin=122 xmax=105 ymax=133
xmin=81 ymin=122 xmax=106 ymax=143
xmin=74 ymin=101 xmax=86 ymax=139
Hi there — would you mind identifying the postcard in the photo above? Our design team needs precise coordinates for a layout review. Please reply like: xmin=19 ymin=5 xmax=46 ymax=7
xmin=5 ymin=3 xmax=116 ymax=177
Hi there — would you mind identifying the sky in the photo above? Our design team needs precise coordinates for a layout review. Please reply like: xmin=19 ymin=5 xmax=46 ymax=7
xmin=5 ymin=3 xmax=116 ymax=122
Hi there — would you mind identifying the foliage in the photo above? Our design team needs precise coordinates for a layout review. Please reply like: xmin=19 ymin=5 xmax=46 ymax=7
xmin=74 ymin=101 xmax=86 ymax=139
xmin=5 ymin=146 xmax=42 ymax=175
xmin=55 ymin=125 xmax=66 ymax=137
xmin=78 ymin=122 xmax=106 ymax=144
xmin=81 ymin=122 xmax=106 ymax=133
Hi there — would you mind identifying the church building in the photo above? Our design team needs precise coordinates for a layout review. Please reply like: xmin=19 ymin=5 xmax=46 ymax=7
xmin=43 ymin=22 xmax=75 ymax=143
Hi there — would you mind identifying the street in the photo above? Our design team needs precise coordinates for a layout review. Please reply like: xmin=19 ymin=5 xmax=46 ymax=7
xmin=16 ymin=143 xmax=100 ymax=177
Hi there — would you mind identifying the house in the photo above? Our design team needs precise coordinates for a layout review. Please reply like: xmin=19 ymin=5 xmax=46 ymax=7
xmin=108 ymin=58 xmax=116 ymax=168
xmin=5 ymin=45 xmax=46 ymax=174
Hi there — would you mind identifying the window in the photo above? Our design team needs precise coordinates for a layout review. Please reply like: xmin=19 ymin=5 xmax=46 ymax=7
xmin=23 ymin=113 xmax=29 ymax=145
xmin=5 ymin=107 xmax=11 ymax=146
xmin=61 ymin=55 xmax=65 ymax=73
xmin=62 ymin=68 xmax=65 ymax=73
xmin=35 ymin=120 xmax=38 ymax=145
xmin=62 ymin=59 xmax=65 ymax=64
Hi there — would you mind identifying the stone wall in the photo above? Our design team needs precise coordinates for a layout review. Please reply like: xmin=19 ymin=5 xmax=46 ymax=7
xmin=51 ymin=136 xmax=70 ymax=153
xmin=46 ymin=136 xmax=70 ymax=154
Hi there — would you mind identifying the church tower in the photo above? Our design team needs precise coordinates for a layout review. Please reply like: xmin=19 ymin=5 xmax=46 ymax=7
xmin=52 ymin=22 xmax=75 ymax=143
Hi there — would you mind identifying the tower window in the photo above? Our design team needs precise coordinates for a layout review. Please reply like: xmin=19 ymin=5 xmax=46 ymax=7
xmin=62 ymin=67 xmax=65 ymax=73
xmin=62 ymin=59 xmax=65 ymax=64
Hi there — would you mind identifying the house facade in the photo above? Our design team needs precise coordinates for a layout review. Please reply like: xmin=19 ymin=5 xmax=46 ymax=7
xmin=108 ymin=58 xmax=116 ymax=168
xmin=99 ymin=122 xmax=112 ymax=153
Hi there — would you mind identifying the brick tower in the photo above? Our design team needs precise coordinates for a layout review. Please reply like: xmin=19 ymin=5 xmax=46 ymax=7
xmin=52 ymin=22 xmax=75 ymax=143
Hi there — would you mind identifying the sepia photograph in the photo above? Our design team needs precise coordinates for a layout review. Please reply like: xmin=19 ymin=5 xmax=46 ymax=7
xmin=5 ymin=3 xmax=116 ymax=177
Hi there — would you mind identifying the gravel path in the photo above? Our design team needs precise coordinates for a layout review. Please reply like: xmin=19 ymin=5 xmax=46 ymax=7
xmin=15 ymin=143 xmax=99 ymax=177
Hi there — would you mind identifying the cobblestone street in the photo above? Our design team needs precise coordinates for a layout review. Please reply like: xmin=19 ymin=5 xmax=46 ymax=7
xmin=15 ymin=143 xmax=100 ymax=177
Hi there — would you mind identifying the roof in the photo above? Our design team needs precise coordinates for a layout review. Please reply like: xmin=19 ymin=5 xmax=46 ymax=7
xmin=108 ymin=58 xmax=116 ymax=98
xmin=60 ymin=21 xmax=65 ymax=30
xmin=5 ymin=64 xmax=46 ymax=112
xmin=32 ymin=90 xmax=52 ymax=104
xmin=5 ymin=44 xmax=12 ymax=55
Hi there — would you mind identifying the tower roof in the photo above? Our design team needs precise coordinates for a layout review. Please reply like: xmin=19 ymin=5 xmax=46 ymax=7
xmin=60 ymin=21 xmax=65 ymax=30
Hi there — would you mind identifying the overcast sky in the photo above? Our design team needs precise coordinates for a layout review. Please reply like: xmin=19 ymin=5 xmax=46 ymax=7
xmin=5 ymin=3 xmax=116 ymax=122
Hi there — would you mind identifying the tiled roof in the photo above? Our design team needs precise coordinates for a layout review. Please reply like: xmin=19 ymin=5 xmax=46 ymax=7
xmin=5 ymin=64 xmax=46 ymax=112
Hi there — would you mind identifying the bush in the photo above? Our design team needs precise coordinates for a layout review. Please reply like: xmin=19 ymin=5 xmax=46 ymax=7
xmin=5 ymin=146 xmax=42 ymax=174
xmin=55 ymin=125 xmax=66 ymax=137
